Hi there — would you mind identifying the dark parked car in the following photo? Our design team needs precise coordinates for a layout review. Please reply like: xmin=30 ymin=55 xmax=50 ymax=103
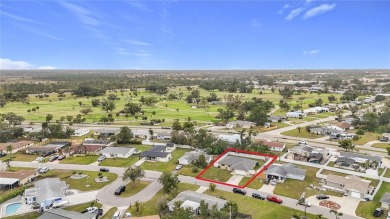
xmin=97 ymin=209 xmax=103 ymax=217
xmin=316 ymin=194 xmax=329 ymax=200
xmin=267 ymin=195 xmax=283 ymax=204
xmin=49 ymin=155 xmax=59 ymax=162
xmin=114 ymin=186 xmax=126 ymax=195
xmin=232 ymin=188 xmax=246 ymax=195
xmin=373 ymin=208 xmax=384 ymax=217
xmin=264 ymin=178 xmax=270 ymax=185
xmin=0 ymin=153 xmax=6 ymax=158
xmin=252 ymin=193 xmax=265 ymax=200
xmin=100 ymin=168 xmax=109 ymax=172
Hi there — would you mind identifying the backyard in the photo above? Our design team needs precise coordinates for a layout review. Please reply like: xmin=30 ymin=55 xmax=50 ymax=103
xmin=356 ymin=182 xmax=390 ymax=219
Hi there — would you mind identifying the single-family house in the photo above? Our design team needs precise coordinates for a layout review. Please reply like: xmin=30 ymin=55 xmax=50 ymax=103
xmin=227 ymin=120 xmax=256 ymax=129
xmin=26 ymin=142 xmax=70 ymax=157
xmin=324 ymin=174 xmax=371 ymax=199
xmin=100 ymin=146 xmax=135 ymax=158
xmin=303 ymin=107 xmax=329 ymax=115
xmin=167 ymin=190 xmax=227 ymax=213
xmin=72 ymin=128 xmax=90 ymax=137
xmin=139 ymin=146 xmax=172 ymax=162
xmin=0 ymin=140 xmax=34 ymax=154
xmin=178 ymin=150 xmax=213 ymax=165
xmin=24 ymin=178 xmax=67 ymax=208
xmin=93 ymin=128 xmax=120 ymax=136
xmin=335 ymin=122 xmax=353 ymax=131
xmin=156 ymin=132 xmax=171 ymax=140
xmin=289 ymin=145 xmax=314 ymax=157
xmin=83 ymin=139 xmax=114 ymax=147
xmin=265 ymin=163 xmax=306 ymax=182
xmin=339 ymin=152 xmax=381 ymax=167
xmin=216 ymin=155 xmax=257 ymax=176
xmin=218 ymin=134 xmax=241 ymax=145
xmin=69 ymin=144 xmax=104 ymax=155
xmin=262 ymin=141 xmax=285 ymax=152
xmin=380 ymin=193 xmax=390 ymax=209
xmin=326 ymin=125 xmax=344 ymax=132
xmin=38 ymin=208 xmax=97 ymax=219
xmin=0 ymin=170 xmax=39 ymax=190
xmin=308 ymin=153 xmax=323 ymax=163
xmin=286 ymin=111 xmax=305 ymax=118
xmin=133 ymin=129 xmax=150 ymax=139
xmin=268 ymin=115 xmax=287 ymax=123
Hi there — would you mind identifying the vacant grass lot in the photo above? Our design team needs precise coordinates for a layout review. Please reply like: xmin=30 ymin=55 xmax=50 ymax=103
xmin=281 ymin=129 xmax=324 ymax=139
xmin=352 ymin=132 xmax=381 ymax=145
xmin=0 ymin=153 xmax=38 ymax=162
xmin=120 ymin=181 xmax=151 ymax=197
xmin=140 ymin=148 xmax=189 ymax=172
xmin=204 ymin=189 xmax=315 ymax=219
xmin=40 ymin=169 xmax=117 ymax=191
xmin=356 ymin=182 xmax=390 ymax=219
xmin=60 ymin=155 xmax=99 ymax=164
xmin=372 ymin=143 xmax=390 ymax=149
xmin=238 ymin=177 xmax=264 ymax=189
xmin=98 ymin=156 xmax=140 ymax=167
xmin=126 ymin=183 xmax=199 ymax=217
xmin=274 ymin=166 xmax=343 ymax=199
xmin=178 ymin=166 xmax=203 ymax=177
xmin=200 ymin=166 xmax=232 ymax=182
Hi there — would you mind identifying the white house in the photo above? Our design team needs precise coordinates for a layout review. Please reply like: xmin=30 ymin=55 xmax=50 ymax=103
xmin=326 ymin=125 xmax=344 ymax=132
xmin=100 ymin=147 xmax=135 ymax=158
xmin=262 ymin=141 xmax=285 ymax=152
xmin=303 ymin=107 xmax=329 ymax=115
xmin=218 ymin=134 xmax=241 ymax=144
xmin=156 ymin=132 xmax=171 ymax=140
xmin=178 ymin=150 xmax=213 ymax=165
xmin=286 ymin=111 xmax=306 ymax=118
xmin=72 ymin=128 xmax=90 ymax=137
xmin=24 ymin=178 xmax=67 ymax=208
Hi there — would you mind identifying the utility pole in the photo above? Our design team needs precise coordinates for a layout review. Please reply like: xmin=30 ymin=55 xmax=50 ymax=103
xmin=229 ymin=205 xmax=232 ymax=219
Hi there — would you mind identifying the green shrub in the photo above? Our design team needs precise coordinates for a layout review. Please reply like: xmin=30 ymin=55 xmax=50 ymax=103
xmin=352 ymin=135 xmax=360 ymax=141
xmin=0 ymin=185 xmax=32 ymax=204
xmin=356 ymin=129 xmax=365 ymax=135
xmin=192 ymin=167 xmax=199 ymax=173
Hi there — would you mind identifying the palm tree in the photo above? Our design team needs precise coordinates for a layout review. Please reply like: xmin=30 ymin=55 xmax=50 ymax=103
xmin=330 ymin=210 xmax=343 ymax=219
xmin=134 ymin=200 xmax=141 ymax=212
xmin=297 ymin=197 xmax=308 ymax=217
xmin=291 ymin=212 xmax=301 ymax=219
xmin=2 ymin=158 xmax=13 ymax=170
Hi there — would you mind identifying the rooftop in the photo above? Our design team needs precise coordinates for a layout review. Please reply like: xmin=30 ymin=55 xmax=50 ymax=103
xmin=219 ymin=155 xmax=257 ymax=171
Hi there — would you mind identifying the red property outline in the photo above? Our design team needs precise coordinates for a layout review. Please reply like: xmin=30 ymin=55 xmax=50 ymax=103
xmin=196 ymin=148 xmax=277 ymax=188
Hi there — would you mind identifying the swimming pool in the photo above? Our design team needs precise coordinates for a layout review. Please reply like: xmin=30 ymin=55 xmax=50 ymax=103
xmin=5 ymin=202 xmax=21 ymax=215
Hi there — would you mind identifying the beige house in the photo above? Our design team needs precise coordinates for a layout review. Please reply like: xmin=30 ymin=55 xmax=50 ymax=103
xmin=380 ymin=193 xmax=390 ymax=209
xmin=0 ymin=170 xmax=39 ymax=188
xmin=324 ymin=174 xmax=371 ymax=199
xmin=0 ymin=140 xmax=34 ymax=154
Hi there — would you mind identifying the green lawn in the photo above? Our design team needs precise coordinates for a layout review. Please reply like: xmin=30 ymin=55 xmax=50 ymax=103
xmin=238 ymin=177 xmax=264 ymax=189
xmin=98 ymin=156 xmax=140 ymax=167
xmin=64 ymin=202 xmax=102 ymax=212
xmin=385 ymin=169 xmax=390 ymax=178
xmin=120 ymin=181 xmax=151 ymax=197
xmin=40 ymin=169 xmax=118 ymax=191
xmin=60 ymin=155 xmax=99 ymax=164
xmin=372 ymin=143 xmax=390 ymax=149
xmin=320 ymin=169 xmax=348 ymax=177
xmin=126 ymin=183 xmax=199 ymax=217
xmin=3 ymin=211 xmax=41 ymax=219
xmin=0 ymin=153 xmax=38 ymax=162
xmin=352 ymin=132 xmax=381 ymax=145
xmin=7 ymin=166 xmax=35 ymax=171
xmin=101 ymin=207 xmax=117 ymax=219
xmin=140 ymin=148 xmax=189 ymax=172
xmin=121 ymin=144 xmax=152 ymax=152
xmin=274 ymin=166 xmax=343 ymax=199
xmin=200 ymin=166 xmax=232 ymax=182
xmin=281 ymin=129 xmax=324 ymax=139
xmin=356 ymin=182 xmax=390 ymax=219
xmin=204 ymin=189 xmax=316 ymax=219
xmin=178 ymin=166 xmax=203 ymax=177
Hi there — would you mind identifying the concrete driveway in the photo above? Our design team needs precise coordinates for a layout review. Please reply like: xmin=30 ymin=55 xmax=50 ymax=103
xmin=306 ymin=195 xmax=361 ymax=216
xmin=226 ymin=175 xmax=244 ymax=185
xmin=258 ymin=184 xmax=275 ymax=193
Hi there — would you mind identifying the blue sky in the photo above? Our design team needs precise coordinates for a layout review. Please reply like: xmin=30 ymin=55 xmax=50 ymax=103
xmin=0 ymin=0 xmax=389 ymax=69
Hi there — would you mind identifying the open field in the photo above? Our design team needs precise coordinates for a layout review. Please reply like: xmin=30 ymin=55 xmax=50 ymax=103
xmin=356 ymin=182 xmax=390 ymax=219
xmin=204 ymin=189 xmax=316 ymax=219
xmin=281 ymin=129 xmax=324 ymax=139
xmin=60 ymin=155 xmax=99 ymax=164
xmin=120 ymin=181 xmax=151 ymax=197
xmin=140 ymin=148 xmax=189 ymax=172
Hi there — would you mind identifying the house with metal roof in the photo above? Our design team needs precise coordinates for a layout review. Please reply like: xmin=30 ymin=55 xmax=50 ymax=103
xmin=24 ymin=178 xmax=67 ymax=208
xmin=167 ymin=190 xmax=227 ymax=213
xmin=323 ymin=174 xmax=371 ymax=199
xmin=178 ymin=150 xmax=213 ymax=165
xmin=265 ymin=163 xmax=306 ymax=182
xmin=100 ymin=146 xmax=136 ymax=158
xmin=139 ymin=146 xmax=172 ymax=162
xmin=38 ymin=208 xmax=97 ymax=219
xmin=218 ymin=134 xmax=241 ymax=145
xmin=380 ymin=193 xmax=390 ymax=209
xmin=156 ymin=132 xmax=171 ymax=140
xmin=216 ymin=155 xmax=257 ymax=176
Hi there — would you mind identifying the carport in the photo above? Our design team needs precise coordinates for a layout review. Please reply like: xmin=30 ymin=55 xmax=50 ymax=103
xmin=0 ymin=178 xmax=19 ymax=191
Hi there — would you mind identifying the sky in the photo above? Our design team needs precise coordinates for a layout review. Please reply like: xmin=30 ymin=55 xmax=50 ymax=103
xmin=0 ymin=0 xmax=389 ymax=70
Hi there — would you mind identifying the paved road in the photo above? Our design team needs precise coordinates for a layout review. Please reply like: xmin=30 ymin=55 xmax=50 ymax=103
xmin=11 ymin=161 xmax=362 ymax=219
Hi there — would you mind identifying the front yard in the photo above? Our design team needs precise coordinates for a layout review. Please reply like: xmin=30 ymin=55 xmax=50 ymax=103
xmin=385 ymin=169 xmax=390 ymax=178
xmin=281 ymin=129 xmax=324 ymax=139
xmin=178 ymin=166 xmax=203 ymax=177
xmin=238 ymin=177 xmax=264 ymax=189
xmin=98 ymin=156 xmax=140 ymax=167
xmin=199 ymin=166 xmax=232 ymax=182
xmin=140 ymin=148 xmax=190 ymax=172
xmin=352 ymin=132 xmax=381 ymax=145
xmin=0 ymin=153 xmax=38 ymax=162
xmin=60 ymin=155 xmax=99 ymax=165
xmin=372 ymin=143 xmax=390 ymax=149
xmin=356 ymin=182 xmax=390 ymax=219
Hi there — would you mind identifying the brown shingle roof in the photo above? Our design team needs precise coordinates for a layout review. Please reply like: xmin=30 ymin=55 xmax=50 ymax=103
xmin=0 ymin=140 xmax=34 ymax=150
xmin=0 ymin=170 xmax=37 ymax=180
xmin=262 ymin=141 xmax=285 ymax=148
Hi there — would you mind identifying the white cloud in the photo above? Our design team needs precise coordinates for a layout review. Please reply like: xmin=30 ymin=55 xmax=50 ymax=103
xmin=0 ymin=58 xmax=55 ymax=69
xmin=303 ymin=49 xmax=320 ymax=55
xmin=304 ymin=3 xmax=336 ymax=19
xmin=124 ymin=40 xmax=151 ymax=47
xmin=285 ymin=7 xmax=304 ymax=20
xmin=39 ymin=66 xmax=56 ymax=70
xmin=1 ymin=11 xmax=41 ymax=24
xmin=250 ymin=19 xmax=262 ymax=28
xmin=60 ymin=1 xmax=100 ymax=26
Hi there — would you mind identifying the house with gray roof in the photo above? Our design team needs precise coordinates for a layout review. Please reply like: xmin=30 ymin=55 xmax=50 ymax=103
xmin=178 ymin=150 xmax=213 ymax=165
xmin=265 ymin=163 xmax=307 ymax=182
xmin=139 ymin=145 xmax=172 ymax=162
xmin=337 ymin=152 xmax=382 ymax=171
xmin=24 ymin=178 xmax=67 ymax=208
xmin=268 ymin=115 xmax=287 ymax=123
xmin=38 ymin=208 xmax=97 ymax=219
xmin=167 ymin=190 xmax=227 ymax=213
xmin=289 ymin=145 xmax=314 ymax=156
xmin=156 ymin=132 xmax=172 ymax=140
xmin=324 ymin=174 xmax=371 ymax=199
xmin=216 ymin=155 xmax=257 ymax=176
xmin=380 ymin=193 xmax=390 ymax=209
xmin=100 ymin=146 xmax=135 ymax=158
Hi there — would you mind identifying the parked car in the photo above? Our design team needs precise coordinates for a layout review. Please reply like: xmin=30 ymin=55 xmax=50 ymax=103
xmin=379 ymin=137 xmax=389 ymax=142
xmin=298 ymin=140 xmax=308 ymax=145
xmin=270 ymin=179 xmax=277 ymax=186
xmin=175 ymin=165 xmax=183 ymax=170
xmin=38 ymin=167 xmax=49 ymax=173
xmin=35 ymin=156 xmax=44 ymax=162
xmin=386 ymin=211 xmax=390 ymax=219
xmin=232 ymin=188 xmax=246 ymax=195
xmin=373 ymin=208 xmax=384 ymax=217
xmin=86 ymin=207 xmax=98 ymax=213
xmin=251 ymin=193 xmax=265 ymax=200
xmin=31 ymin=203 xmax=40 ymax=209
xmin=97 ymin=209 xmax=103 ymax=217
xmin=100 ymin=168 xmax=109 ymax=172
xmin=114 ymin=186 xmax=126 ymax=195
xmin=57 ymin=155 xmax=66 ymax=160
xmin=316 ymin=194 xmax=329 ymax=200
xmin=264 ymin=178 xmax=270 ymax=185
xmin=112 ymin=211 xmax=121 ymax=219
xmin=123 ymin=212 xmax=132 ymax=218
xmin=97 ymin=155 xmax=106 ymax=162
xmin=49 ymin=155 xmax=59 ymax=162
xmin=267 ymin=195 xmax=283 ymax=204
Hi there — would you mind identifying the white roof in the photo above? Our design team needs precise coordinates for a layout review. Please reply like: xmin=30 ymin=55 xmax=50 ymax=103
xmin=181 ymin=200 xmax=200 ymax=210
xmin=0 ymin=177 xmax=19 ymax=185
xmin=100 ymin=147 xmax=135 ymax=154
xmin=218 ymin=134 xmax=240 ymax=143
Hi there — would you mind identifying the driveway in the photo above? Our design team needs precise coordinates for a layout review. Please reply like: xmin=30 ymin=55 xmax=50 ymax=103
xmin=226 ymin=175 xmax=244 ymax=185
xmin=306 ymin=195 xmax=361 ymax=216
xmin=258 ymin=184 xmax=275 ymax=193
